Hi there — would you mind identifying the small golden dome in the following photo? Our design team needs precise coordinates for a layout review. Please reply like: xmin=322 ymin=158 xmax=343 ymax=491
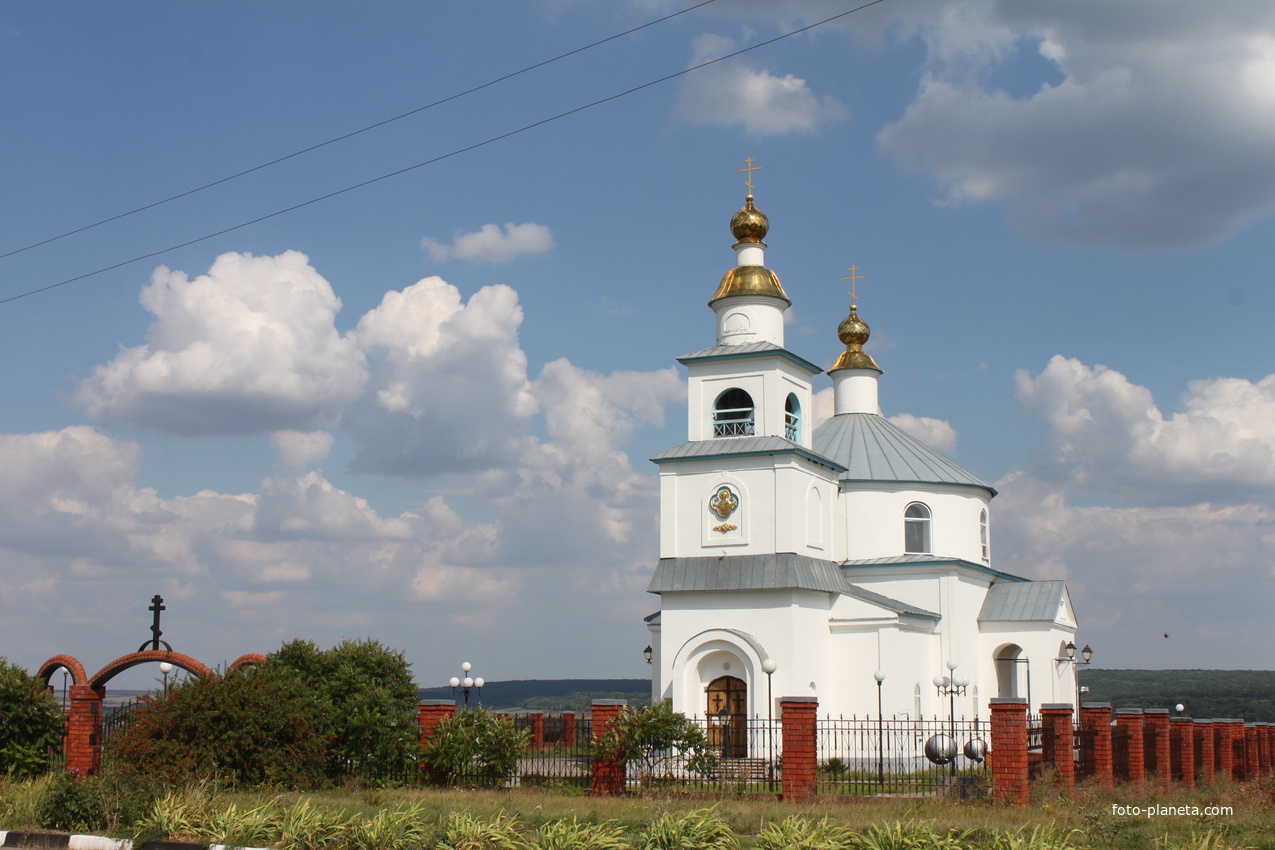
xmin=730 ymin=194 xmax=769 ymax=243
xmin=710 ymin=265 xmax=790 ymax=305
xmin=830 ymin=305 xmax=881 ymax=372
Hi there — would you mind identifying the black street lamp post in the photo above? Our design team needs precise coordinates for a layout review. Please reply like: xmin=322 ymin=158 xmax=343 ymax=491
xmin=1057 ymin=642 xmax=1094 ymax=710
xmin=873 ymin=670 xmax=886 ymax=786
xmin=933 ymin=660 xmax=970 ymax=777
xmin=449 ymin=662 xmax=484 ymax=708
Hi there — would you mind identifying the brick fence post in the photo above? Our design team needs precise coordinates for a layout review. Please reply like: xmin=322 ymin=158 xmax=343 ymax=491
xmin=1244 ymin=725 xmax=1259 ymax=779
xmin=1144 ymin=708 xmax=1171 ymax=792
xmin=65 ymin=683 xmax=104 ymax=776
xmin=417 ymin=700 xmax=457 ymax=781
xmin=590 ymin=699 xmax=627 ymax=796
xmin=1196 ymin=720 xmax=1215 ymax=785
xmin=780 ymin=697 xmax=818 ymax=803
xmin=1259 ymin=723 xmax=1273 ymax=777
xmin=1081 ymin=703 xmax=1113 ymax=785
xmin=1115 ymin=709 xmax=1145 ymax=786
xmin=990 ymin=698 xmax=1029 ymax=805
xmin=1218 ymin=720 xmax=1236 ymax=780
xmin=1171 ymin=717 xmax=1195 ymax=789
xmin=562 ymin=711 xmax=577 ymax=748
xmin=1040 ymin=704 xmax=1075 ymax=789
xmin=530 ymin=712 xmax=545 ymax=750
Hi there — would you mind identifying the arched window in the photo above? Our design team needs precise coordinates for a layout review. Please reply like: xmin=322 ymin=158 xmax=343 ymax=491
xmin=784 ymin=393 xmax=801 ymax=441
xmin=980 ymin=510 xmax=989 ymax=562
xmin=904 ymin=503 xmax=932 ymax=554
xmin=713 ymin=388 xmax=755 ymax=437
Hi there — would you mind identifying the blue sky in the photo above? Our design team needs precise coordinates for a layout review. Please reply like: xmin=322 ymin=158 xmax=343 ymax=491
xmin=4 ymin=1 xmax=1275 ymax=691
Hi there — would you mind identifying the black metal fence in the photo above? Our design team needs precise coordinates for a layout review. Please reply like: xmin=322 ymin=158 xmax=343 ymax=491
xmin=100 ymin=698 xmax=142 ymax=748
xmin=509 ymin=712 xmax=594 ymax=791
xmin=817 ymin=716 xmax=989 ymax=797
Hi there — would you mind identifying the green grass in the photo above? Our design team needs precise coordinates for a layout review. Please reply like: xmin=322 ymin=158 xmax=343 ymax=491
xmin=2 ymin=774 xmax=1273 ymax=849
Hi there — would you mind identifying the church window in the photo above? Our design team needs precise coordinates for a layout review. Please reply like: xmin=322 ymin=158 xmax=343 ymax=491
xmin=784 ymin=393 xmax=801 ymax=441
xmin=904 ymin=503 xmax=932 ymax=554
xmin=713 ymin=388 xmax=755 ymax=437
xmin=980 ymin=510 xmax=989 ymax=561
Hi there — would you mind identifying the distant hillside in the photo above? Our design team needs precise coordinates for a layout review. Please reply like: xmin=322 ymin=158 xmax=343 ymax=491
xmin=1079 ymin=669 xmax=1275 ymax=722
xmin=417 ymin=678 xmax=650 ymax=711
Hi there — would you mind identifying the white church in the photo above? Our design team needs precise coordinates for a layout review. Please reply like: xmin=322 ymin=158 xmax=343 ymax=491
xmin=644 ymin=179 xmax=1081 ymax=726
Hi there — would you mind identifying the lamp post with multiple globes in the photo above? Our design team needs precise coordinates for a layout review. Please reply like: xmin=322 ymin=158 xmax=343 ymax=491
xmin=932 ymin=660 xmax=970 ymax=777
xmin=449 ymin=662 xmax=484 ymax=708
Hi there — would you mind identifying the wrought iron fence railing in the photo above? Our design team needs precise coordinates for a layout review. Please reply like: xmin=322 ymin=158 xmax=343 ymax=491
xmin=817 ymin=715 xmax=989 ymax=797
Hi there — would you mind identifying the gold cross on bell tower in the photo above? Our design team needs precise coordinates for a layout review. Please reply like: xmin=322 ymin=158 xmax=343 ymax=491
xmin=737 ymin=157 xmax=762 ymax=195
xmin=840 ymin=265 xmax=866 ymax=307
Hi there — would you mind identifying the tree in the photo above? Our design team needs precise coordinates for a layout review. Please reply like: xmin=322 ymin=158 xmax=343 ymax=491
xmin=592 ymin=700 xmax=717 ymax=783
xmin=267 ymin=638 xmax=419 ymax=778
xmin=421 ymin=708 xmax=528 ymax=787
xmin=105 ymin=663 xmax=328 ymax=787
xmin=0 ymin=658 xmax=65 ymax=778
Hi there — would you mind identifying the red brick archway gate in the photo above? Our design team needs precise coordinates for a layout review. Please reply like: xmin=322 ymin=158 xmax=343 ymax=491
xmin=37 ymin=651 xmax=266 ymax=775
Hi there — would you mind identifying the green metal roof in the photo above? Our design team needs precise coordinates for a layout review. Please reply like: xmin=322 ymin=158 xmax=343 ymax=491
xmin=812 ymin=413 xmax=996 ymax=495
xmin=651 ymin=436 xmax=846 ymax=472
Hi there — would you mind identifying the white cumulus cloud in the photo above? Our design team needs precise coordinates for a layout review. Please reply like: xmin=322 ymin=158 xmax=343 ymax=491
xmin=345 ymin=277 xmax=538 ymax=477
xmin=677 ymin=33 xmax=847 ymax=135
xmin=421 ymin=222 xmax=554 ymax=264
xmin=75 ymin=251 xmax=367 ymax=436
xmin=876 ymin=0 xmax=1275 ymax=249
xmin=1016 ymin=355 xmax=1275 ymax=504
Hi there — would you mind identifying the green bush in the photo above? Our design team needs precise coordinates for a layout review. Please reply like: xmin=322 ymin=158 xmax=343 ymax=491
xmin=35 ymin=772 xmax=104 ymax=832
xmin=105 ymin=663 xmax=328 ymax=788
xmin=637 ymin=808 xmax=737 ymax=850
xmin=268 ymin=638 xmax=420 ymax=780
xmin=0 ymin=658 xmax=66 ymax=779
xmin=421 ymin=708 xmax=529 ymax=788
xmin=592 ymin=700 xmax=718 ymax=782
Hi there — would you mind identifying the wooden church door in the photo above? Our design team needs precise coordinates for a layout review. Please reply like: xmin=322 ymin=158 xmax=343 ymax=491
xmin=706 ymin=675 xmax=748 ymax=758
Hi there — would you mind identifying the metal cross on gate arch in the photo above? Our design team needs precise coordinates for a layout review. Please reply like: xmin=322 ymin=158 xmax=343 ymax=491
xmin=139 ymin=593 xmax=173 ymax=652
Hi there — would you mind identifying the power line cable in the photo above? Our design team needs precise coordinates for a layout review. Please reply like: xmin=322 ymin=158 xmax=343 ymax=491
xmin=0 ymin=0 xmax=720 ymax=262
xmin=0 ymin=0 xmax=889 ymax=308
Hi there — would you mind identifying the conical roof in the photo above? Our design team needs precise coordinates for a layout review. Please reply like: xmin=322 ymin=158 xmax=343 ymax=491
xmin=812 ymin=412 xmax=995 ymax=494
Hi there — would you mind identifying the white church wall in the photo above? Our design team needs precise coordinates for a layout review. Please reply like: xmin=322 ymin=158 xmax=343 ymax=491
xmin=979 ymin=622 xmax=1079 ymax=711
xmin=685 ymin=355 xmax=815 ymax=444
xmin=837 ymin=484 xmax=992 ymax=564
xmin=658 ymin=588 xmax=835 ymax=718
xmin=659 ymin=457 xmax=837 ymax=559
xmin=713 ymin=294 xmax=786 ymax=348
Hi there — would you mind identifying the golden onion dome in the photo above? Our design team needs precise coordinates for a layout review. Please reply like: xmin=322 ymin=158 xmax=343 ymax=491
xmin=730 ymin=194 xmax=769 ymax=243
xmin=830 ymin=304 xmax=881 ymax=372
xmin=710 ymin=265 xmax=790 ymax=305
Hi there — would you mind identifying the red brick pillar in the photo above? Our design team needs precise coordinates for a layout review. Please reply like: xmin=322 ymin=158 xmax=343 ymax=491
xmin=1115 ymin=709 xmax=1145 ymax=786
xmin=563 ymin=711 xmax=577 ymax=748
xmin=590 ymin=700 xmax=627 ymax=796
xmin=1040 ymin=704 xmax=1075 ymax=789
xmin=418 ymin=700 xmax=457 ymax=781
xmin=1218 ymin=720 xmax=1236 ymax=780
xmin=1196 ymin=720 xmax=1216 ymax=785
xmin=780 ymin=697 xmax=818 ymax=803
xmin=1171 ymin=717 xmax=1195 ymax=789
xmin=1081 ymin=703 xmax=1113 ymax=785
xmin=1231 ymin=720 xmax=1248 ymax=780
xmin=1145 ymin=708 xmax=1171 ymax=792
xmin=1244 ymin=725 xmax=1259 ymax=779
xmin=990 ymin=698 xmax=1029 ymax=805
xmin=65 ymin=684 xmax=104 ymax=776
xmin=530 ymin=712 xmax=545 ymax=750
xmin=1261 ymin=723 xmax=1273 ymax=776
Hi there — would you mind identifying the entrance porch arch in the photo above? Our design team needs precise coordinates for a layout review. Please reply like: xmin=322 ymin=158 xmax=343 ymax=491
xmin=994 ymin=643 xmax=1029 ymax=703
xmin=670 ymin=628 xmax=771 ymax=720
